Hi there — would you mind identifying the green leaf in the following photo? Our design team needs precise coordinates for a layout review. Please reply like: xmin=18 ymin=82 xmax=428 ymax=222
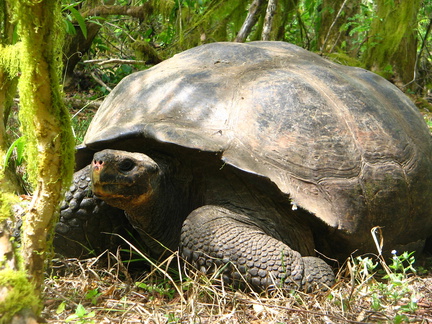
xmin=15 ymin=137 xmax=25 ymax=164
xmin=56 ymin=301 xmax=66 ymax=314
xmin=12 ymin=24 xmax=19 ymax=44
xmin=86 ymin=311 xmax=96 ymax=318
xmin=64 ymin=18 xmax=77 ymax=35
xmin=3 ymin=137 xmax=26 ymax=168
xmin=75 ymin=304 xmax=87 ymax=317
xmin=69 ymin=7 xmax=88 ymax=38
xmin=62 ymin=1 xmax=84 ymax=11
xmin=65 ymin=314 xmax=78 ymax=322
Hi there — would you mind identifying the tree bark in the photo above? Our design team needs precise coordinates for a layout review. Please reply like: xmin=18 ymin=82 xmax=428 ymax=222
xmin=317 ymin=0 xmax=360 ymax=54
xmin=363 ymin=0 xmax=421 ymax=87
xmin=235 ymin=0 xmax=266 ymax=42
xmin=17 ymin=0 xmax=75 ymax=291
xmin=80 ymin=4 xmax=152 ymax=19
xmin=262 ymin=0 xmax=277 ymax=40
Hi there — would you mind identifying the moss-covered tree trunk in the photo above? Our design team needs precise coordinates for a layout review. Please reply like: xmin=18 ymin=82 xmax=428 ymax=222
xmin=0 ymin=0 xmax=22 ymax=195
xmin=17 ymin=0 xmax=75 ymax=288
xmin=0 ymin=0 xmax=74 ymax=321
xmin=271 ymin=0 xmax=300 ymax=41
xmin=363 ymin=0 xmax=421 ymax=87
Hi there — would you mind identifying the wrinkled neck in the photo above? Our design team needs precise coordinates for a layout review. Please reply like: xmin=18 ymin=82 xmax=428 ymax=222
xmin=123 ymin=168 xmax=193 ymax=256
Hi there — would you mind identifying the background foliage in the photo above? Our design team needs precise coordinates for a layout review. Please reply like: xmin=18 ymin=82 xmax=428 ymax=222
xmin=56 ymin=0 xmax=432 ymax=96
xmin=4 ymin=0 xmax=432 ymax=140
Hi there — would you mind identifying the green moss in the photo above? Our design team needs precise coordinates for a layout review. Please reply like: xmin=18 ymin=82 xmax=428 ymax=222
xmin=0 ymin=190 xmax=19 ymax=223
xmin=324 ymin=52 xmax=365 ymax=68
xmin=15 ymin=0 xmax=75 ymax=189
xmin=159 ymin=0 xmax=250 ymax=55
xmin=150 ymin=0 xmax=175 ymax=18
xmin=0 ymin=270 xmax=40 ymax=324
xmin=0 ymin=43 xmax=21 ymax=77
xmin=132 ymin=40 xmax=161 ymax=63
xmin=363 ymin=0 xmax=421 ymax=77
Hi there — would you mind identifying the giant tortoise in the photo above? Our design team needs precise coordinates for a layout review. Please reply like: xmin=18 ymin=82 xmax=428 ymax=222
xmin=55 ymin=41 xmax=432 ymax=291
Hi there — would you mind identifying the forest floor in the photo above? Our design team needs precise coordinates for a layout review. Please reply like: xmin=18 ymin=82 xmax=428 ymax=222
xmin=41 ymin=249 xmax=432 ymax=323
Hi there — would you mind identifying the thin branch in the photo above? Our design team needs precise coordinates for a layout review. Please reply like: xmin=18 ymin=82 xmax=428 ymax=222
xmin=320 ymin=0 xmax=349 ymax=54
xmin=81 ymin=4 xmax=151 ymax=20
xmin=404 ymin=18 xmax=432 ymax=88
xmin=296 ymin=9 xmax=310 ymax=48
xmin=83 ymin=58 xmax=147 ymax=65
xmin=235 ymin=0 xmax=266 ymax=43
xmin=262 ymin=0 xmax=277 ymax=41
xmin=91 ymin=71 xmax=112 ymax=92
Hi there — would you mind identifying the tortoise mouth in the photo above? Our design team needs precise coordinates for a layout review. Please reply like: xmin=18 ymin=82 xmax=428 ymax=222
xmin=92 ymin=183 xmax=129 ymax=198
xmin=92 ymin=181 xmax=155 ymax=210
xmin=91 ymin=168 xmax=153 ymax=197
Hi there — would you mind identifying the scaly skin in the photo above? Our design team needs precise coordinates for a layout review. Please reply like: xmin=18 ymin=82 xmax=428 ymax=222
xmin=180 ymin=205 xmax=334 ymax=291
xmin=54 ymin=165 xmax=138 ymax=258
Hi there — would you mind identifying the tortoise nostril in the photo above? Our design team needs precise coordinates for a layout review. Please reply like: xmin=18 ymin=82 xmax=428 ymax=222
xmin=93 ymin=159 xmax=104 ymax=167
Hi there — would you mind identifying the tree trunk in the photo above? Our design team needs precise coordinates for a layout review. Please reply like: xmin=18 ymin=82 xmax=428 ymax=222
xmin=272 ymin=0 xmax=300 ymax=41
xmin=0 ymin=0 xmax=75 ymax=321
xmin=63 ymin=22 xmax=102 ymax=89
xmin=317 ymin=0 xmax=360 ymax=54
xmin=17 ymin=0 xmax=75 ymax=292
xmin=262 ymin=0 xmax=277 ymax=40
xmin=363 ymin=0 xmax=421 ymax=87
xmin=63 ymin=4 xmax=153 ymax=89
xmin=235 ymin=0 xmax=266 ymax=42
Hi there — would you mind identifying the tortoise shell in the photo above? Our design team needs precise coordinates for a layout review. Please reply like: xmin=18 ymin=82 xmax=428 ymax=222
xmin=79 ymin=41 xmax=432 ymax=248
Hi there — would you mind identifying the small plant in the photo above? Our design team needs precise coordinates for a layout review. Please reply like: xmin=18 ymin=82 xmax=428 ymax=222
xmin=65 ymin=304 xmax=96 ymax=323
xmin=165 ymin=312 xmax=180 ymax=323
xmin=388 ymin=250 xmax=416 ymax=275
xmin=85 ymin=288 xmax=102 ymax=305
xmin=135 ymin=281 xmax=176 ymax=300
xmin=349 ymin=250 xmax=421 ymax=323
xmin=62 ymin=2 xmax=88 ymax=38
xmin=3 ymin=136 xmax=26 ymax=168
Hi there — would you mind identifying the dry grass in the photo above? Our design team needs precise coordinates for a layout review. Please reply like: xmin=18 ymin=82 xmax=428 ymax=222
xmin=42 ymin=247 xmax=432 ymax=324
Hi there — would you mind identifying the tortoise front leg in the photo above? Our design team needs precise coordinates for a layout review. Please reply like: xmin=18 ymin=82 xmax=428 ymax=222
xmin=54 ymin=165 xmax=135 ymax=258
xmin=180 ymin=205 xmax=335 ymax=292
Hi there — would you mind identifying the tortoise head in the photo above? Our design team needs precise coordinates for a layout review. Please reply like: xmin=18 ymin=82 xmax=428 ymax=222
xmin=91 ymin=149 xmax=161 ymax=211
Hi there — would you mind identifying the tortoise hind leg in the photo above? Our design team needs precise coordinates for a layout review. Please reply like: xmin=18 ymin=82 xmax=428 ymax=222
xmin=180 ymin=205 xmax=335 ymax=292
xmin=54 ymin=165 xmax=136 ymax=258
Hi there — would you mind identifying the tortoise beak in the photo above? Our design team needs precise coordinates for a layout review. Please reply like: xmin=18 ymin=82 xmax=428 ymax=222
xmin=91 ymin=167 xmax=104 ymax=197
xmin=90 ymin=156 xmax=104 ymax=195
xmin=91 ymin=160 xmax=102 ymax=185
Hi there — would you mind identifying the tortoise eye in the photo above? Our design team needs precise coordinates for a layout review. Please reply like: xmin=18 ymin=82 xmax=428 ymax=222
xmin=119 ymin=159 xmax=135 ymax=172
